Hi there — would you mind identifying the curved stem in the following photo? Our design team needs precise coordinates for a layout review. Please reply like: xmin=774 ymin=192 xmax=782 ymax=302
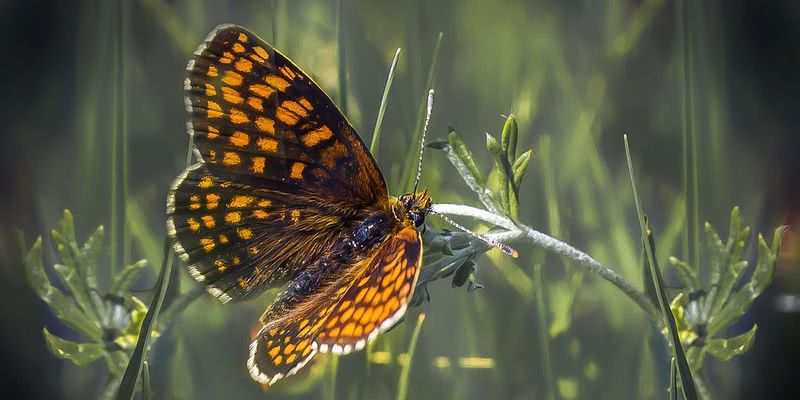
xmin=157 ymin=284 xmax=205 ymax=332
xmin=431 ymin=203 xmax=662 ymax=324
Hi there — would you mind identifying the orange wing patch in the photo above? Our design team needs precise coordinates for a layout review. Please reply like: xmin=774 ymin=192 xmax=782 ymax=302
xmin=315 ymin=226 xmax=421 ymax=354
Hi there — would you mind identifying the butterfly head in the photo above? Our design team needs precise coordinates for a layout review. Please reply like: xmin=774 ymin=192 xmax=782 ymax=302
xmin=398 ymin=190 xmax=432 ymax=228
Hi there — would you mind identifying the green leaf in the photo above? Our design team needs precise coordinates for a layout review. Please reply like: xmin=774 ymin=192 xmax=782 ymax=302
xmin=43 ymin=327 xmax=105 ymax=366
xmin=500 ymin=114 xmax=518 ymax=162
xmin=115 ymin=242 xmax=174 ymax=400
xmin=547 ymin=281 xmax=575 ymax=338
xmin=512 ymin=149 xmax=533 ymax=188
xmin=708 ymin=227 xmax=784 ymax=335
xmin=668 ymin=256 xmax=700 ymax=290
xmin=486 ymin=132 xmax=510 ymax=213
xmin=110 ymin=260 xmax=148 ymax=294
xmin=624 ymin=135 xmax=698 ymax=400
xmin=50 ymin=211 xmax=98 ymax=321
xmin=448 ymin=129 xmax=484 ymax=186
xmin=706 ymin=324 xmax=758 ymax=361
xmin=369 ymin=47 xmax=402 ymax=160
xmin=24 ymin=237 xmax=102 ymax=340
xmin=78 ymin=225 xmax=104 ymax=290
xmin=397 ymin=314 xmax=426 ymax=400
xmin=439 ymin=129 xmax=499 ymax=213
xmin=669 ymin=358 xmax=678 ymax=400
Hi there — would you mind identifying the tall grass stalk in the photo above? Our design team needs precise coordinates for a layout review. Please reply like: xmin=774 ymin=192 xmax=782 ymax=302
xmin=533 ymin=264 xmax=555 ymax=400
xmin=679 ymin=0 xmax=700 ymax=269
xmin=401 ymin=32 xmax=443 ymax=191
xmin=336 ymin=0 xmax=348 ymax=115
xmin=624 ymin=134 xmax=697 ymax=400
xmin=370 ymin=48 xmax=402 ymax=160
xmin=397 ymin=314 xmax=425 ymax=400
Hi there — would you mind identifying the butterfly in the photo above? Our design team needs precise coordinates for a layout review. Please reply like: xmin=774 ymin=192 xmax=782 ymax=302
xmin=165 ymin=24 xmax=431 ymax=386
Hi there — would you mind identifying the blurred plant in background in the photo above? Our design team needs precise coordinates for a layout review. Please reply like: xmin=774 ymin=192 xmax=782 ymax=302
xmin=8 ymin=0 xmax=796 ymax=399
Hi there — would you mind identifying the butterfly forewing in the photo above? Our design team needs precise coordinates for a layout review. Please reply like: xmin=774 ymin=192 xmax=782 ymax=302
xmin=169 ymin=25 xmax=392 ymax=302
xmin=184 ymin=24 xmax=386 ymax=204
xmin=168 ymin=163 xmax=350 ymax=302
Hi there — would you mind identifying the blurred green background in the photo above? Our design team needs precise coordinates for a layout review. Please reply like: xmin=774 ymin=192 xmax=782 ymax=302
xmin=1 ymin=0 xmax=799 ymax=399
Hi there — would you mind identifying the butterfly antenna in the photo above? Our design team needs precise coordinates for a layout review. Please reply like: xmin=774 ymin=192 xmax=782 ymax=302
xmin=412 ymin=89 xmax=435 ymax=195
xmin=432 ymin=212 xmax=519 ymax=258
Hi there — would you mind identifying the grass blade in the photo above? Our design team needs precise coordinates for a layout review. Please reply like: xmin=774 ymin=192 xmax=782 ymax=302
xmin=402 ymin=32 xmax=444 ymax=191
xmin=370 ymin=48 xmax=402 ymax=159
xmin=336 ymin=0 xmax=348 ymax=115
xmin=624 ymin=134 xmax=697 ymax=400
xmin=114 ymin=241 xmax=174 ymax=400
xmin=397 ymin=314 xmax=425 ymax=400
xmin=533 ymin=264 xmax=555 ymax=400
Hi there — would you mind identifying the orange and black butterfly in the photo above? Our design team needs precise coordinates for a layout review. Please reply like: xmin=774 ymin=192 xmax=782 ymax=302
xmin=165 ymin=24 xmax=431 ymax=386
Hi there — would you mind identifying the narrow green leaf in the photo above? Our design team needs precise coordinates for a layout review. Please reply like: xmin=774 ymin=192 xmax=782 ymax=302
xmin=512 ymin=149 xmax=533 ymax=188
xmin=402 ymin=32 xmax=444 ymax=191
xmin=624 ymin=135 xmax=698 ymax=400
xmin=110 ymin=260 xmax=148 ymax=295
xmin=79 ymin=225 xmax=104 ymax=290
xmin=669 ymin=358 xmax=678 ymax=400
xmin=706 ymin=324 xmax=758 ymax=361
xmin=142 ymin=361 xmax=152 ymax=400
xmin=53 ymin=263 xmax=97 ymax=320
xmin=448 ymin=129 xmax=484 ymax=185
xmin=439 ymin=130 xmax=499 ymax=212
xmin=638 ymin=337 xmax=656 ymax=399
xmin=397 ymin=314 xmax=425 ymax=400
xmin=668 ymin=256 xmax=700 ymax=290
xmin=43 ymin=327 xmax=105 ymax=366
xmin=369 ymin=48 xmax=401 ymax=160
xmin=486 ymin=132 xmax=509 ymax=212
xmin=501 ymin=114 xmax=518 ymax=162
xmin=115 ymin=242 xmax=174 ymax=400
xmin=24 ymin=237 xmax=102 ymax=340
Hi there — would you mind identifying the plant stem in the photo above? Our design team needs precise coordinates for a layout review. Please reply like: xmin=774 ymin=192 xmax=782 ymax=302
xmin=533 ymin=264 xmax=555 ymax=400
xmin=430 ymin=203 xmax=661 ymax=324
xmin=157 ymin=284 xmax=205 ymax=331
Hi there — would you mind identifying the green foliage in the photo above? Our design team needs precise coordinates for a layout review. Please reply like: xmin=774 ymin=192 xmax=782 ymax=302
xmin=432 ymin=114 xmax=533 ymax=220
xmin=415 ymin=116 xmax=535 ymax=298
xmin=666 ymin=207 xmax=785 ymax=369
xmin=22 ymin=210 xmax=149 ymax=377
xmin=625 ymin=136 xmax=698 ymax=400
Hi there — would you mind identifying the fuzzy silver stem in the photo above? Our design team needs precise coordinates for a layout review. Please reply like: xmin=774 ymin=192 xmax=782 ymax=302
xmin=430 ymin=203 xmax=661 ymax=323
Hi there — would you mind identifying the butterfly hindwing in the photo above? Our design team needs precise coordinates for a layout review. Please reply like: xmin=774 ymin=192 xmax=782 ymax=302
xmin=185 ymin=24 xmax=386 ymax=205
xmin=247 ymin=226 xmax=421 ymax=385
xmin=315 ymin=226 xmax=421 ymax=353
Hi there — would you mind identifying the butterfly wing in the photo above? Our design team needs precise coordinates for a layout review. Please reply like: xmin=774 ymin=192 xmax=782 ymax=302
xmin=314 ymin=226 xmax=422 ymax=353
xmin=247 ymin=226 xmax=421 ymax=385
xmin=184 ymin=24 xmax=386 ymax=204
xmin=167 ymin=163 xmax=352 ymax=303
xmin=168 ymin=25 xmax=389 ymax=302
